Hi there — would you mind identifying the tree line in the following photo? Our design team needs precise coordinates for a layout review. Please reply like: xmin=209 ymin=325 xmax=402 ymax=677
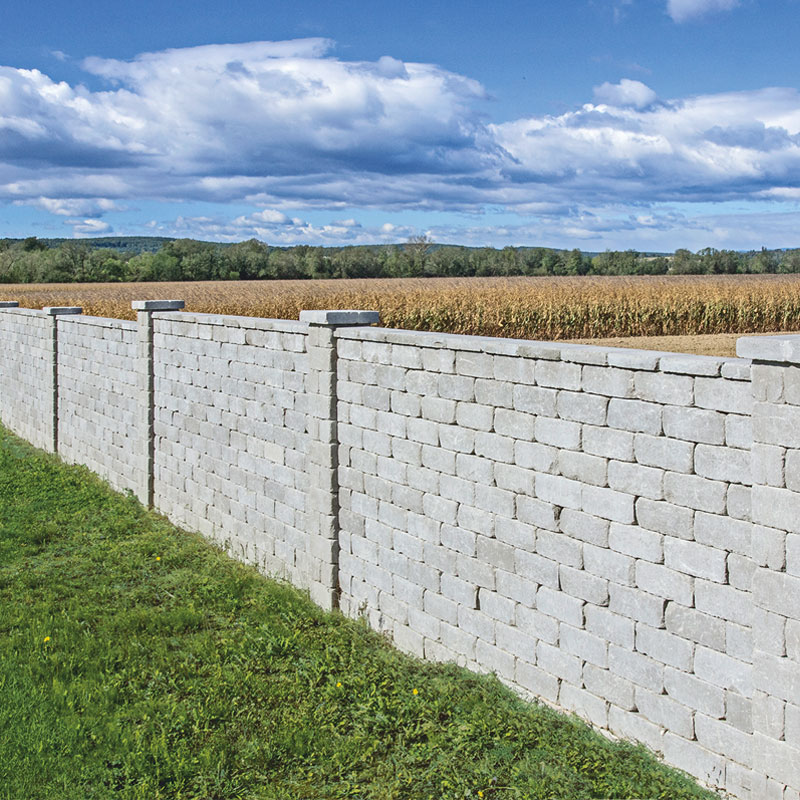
xmin=2 ymin=235 xmax=800 ymax=283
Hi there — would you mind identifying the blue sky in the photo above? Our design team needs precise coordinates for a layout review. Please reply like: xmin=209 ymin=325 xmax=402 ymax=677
xmin=2 ymin=0 xmax=800 ymax=250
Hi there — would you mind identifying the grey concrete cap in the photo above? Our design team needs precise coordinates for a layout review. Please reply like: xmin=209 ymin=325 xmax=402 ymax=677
xmin=131 ymin=300 xmax=186 ymax=311
xmin=737 ymin=334 xmax=800 ymax=363
xmin=300 ymin=309 xmax=380 ymax=326
xmin=0 ymin=301 xmax=19 ymax=308
xmin=43 ymin=306 xmax=82 ymax=315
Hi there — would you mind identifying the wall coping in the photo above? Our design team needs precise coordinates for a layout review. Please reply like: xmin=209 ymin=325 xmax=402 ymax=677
xmin=43 ymin=306 xmax=82 ymax=316
xmin=300 ymin=309 xmax=380 ymax=326
xmin=737 ymin=334 xmax=800 ymax=363
xmin=336 ymin=325 xmax=750 ymax=377
xmin=155 ymin=311 xmax=308 ymax=334
xmin=59 ymin=314 xmax=137 ymax=331
xmin=131 ymin=300 xmax=185 ymax=312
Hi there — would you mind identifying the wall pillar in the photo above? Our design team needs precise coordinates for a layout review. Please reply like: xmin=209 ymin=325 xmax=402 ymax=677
xmin=42 ymin=306 xmax=82 ymax=453
xmin=300 ymin=310 xmax=380 ymax=610
xmin=737 ymin=334 xmax=800 ymax=798
xmin=132 ymin=300 xmax=185 ymax=506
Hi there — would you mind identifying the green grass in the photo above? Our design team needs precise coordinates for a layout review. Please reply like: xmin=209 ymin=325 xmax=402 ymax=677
xmin=0 ymin=425 xmax=717 ymax=800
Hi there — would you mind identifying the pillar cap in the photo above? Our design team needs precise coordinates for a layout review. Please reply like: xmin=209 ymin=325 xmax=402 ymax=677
xmin=300 ymin=310 xmax=379 ymax=326
xmin=0 ymin=301 xmax=19 ymax=308
xmin=132 ymin=300 xmax=185 ymax=311
xmin=43 ymin=306 xmax=82 ymax=316
xmin=737 ymin=334 xmax=800 ymax=363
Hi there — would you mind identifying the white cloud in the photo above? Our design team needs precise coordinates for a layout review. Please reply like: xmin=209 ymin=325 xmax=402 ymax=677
xmin=68 ymin=218 xmax=112 ymax=236
xmin=3 ymin=40 xmax=800 ymax=249
xmin=153 ymin=211 xmax=412 ymax=245
xmin=666 ymin=0 xmax=739 ymax=23
xmin=593 ymin=79 xmax=658 ymax=109
xmin=491 ymin=86 xmax=800 ymax=205
xmin=18 ymin=197 xmax=124 ymax=216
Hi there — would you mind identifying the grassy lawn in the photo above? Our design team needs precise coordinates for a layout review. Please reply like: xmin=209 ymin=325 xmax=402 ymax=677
xmin=0 ymin=424 xmax=717 ymax=800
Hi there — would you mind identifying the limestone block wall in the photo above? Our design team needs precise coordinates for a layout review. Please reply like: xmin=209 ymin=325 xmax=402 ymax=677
xmin=739 ymin=335 xmax=800 ymax=798
xmin=336 ymin=326 xmax=755 ymax=797
xmin=57 ymin=315 xmax=139 ymax=493
xmin=150 ymin=312 xmax=314 ymax=586
xmin=0 ymin=306 xmax=57 ymax=452
xmin=7 ymin=300 xmax=800 ymax=798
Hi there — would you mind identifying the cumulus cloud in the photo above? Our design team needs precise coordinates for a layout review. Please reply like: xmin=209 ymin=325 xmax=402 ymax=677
xmin=666 ymin=0 xmax=739 ymax=23
xmin=3 ymin=39 xmax=800 ymax=246
xmin=491 ymin=86 xmax=800 ymax=204
xmin=68 ymin=218 xmax=112 ymax=236
xmin=593 ymin=79 xmax=658 ymax=109
xmin=152 ymin=211 xmax=411 ymax=245
xmin=18 ymin=197 xmax=124 ymax=216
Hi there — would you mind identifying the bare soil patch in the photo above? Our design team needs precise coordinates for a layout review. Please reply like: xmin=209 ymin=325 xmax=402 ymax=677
xmin=567 ymin=330 xmax=789 ymax=358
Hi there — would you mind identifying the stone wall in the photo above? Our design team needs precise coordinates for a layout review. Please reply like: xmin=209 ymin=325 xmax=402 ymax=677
xmin=150 ymin=312 xmax=315 ymax=589
xmin=3 ymin=299 xmax=800 ymax=798
xmin=57 ymin=315 xmax=139 ymax=494
xmin=335 ymin=326 xmax=755 ymax=796
xmin=0 ymin=305 xmax=58 ymax=452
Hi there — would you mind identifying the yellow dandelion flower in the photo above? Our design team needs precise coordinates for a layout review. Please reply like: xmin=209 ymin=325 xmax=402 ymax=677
xmin=412 ymin=688 xmax=419 ymax=695
xmin=336 ymin=682 xmax=342 ymax=688
xmin=478 ymin=792 xmax=484 ymax=798
xmin=155 ymin=556 xmax=161 ymax=561
xmin=43 ymin=636 xmax=50 ymax=643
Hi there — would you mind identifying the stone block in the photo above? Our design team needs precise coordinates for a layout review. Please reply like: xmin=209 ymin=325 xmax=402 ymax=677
xmin=537 ymin=640 xmax=583 ymax=684
xmin=559 ymin=508 xmax=609 ymax=546
xmin=559 ymin=683 xmax=609 ymax=728
xmin=581 ymin=365 xmax=634 ymax=398
xmin=581 ymin=484 xmax=635 ymax=524
xmin=584 ymin=543 xmax=635 ymax=586
xmin=608 ymin=459 xmax=664 ymax=500
xmin=561 ymin=624 xmax=608 ymax=667
xmin=753 ymin=485 xmax=800 ymax=533
xmin=515 ymin=550 xmax=560 ymax=588
xmin=663 ymin=734 xmax=727 ymax=789
xmin=515 ymin=661 xmax=560 ymax=703
xmin=695 ymin=444 xmax=751 ymax=485
xmin=663 ymin=406 xmax=726 ymax=445
xmin=534 ymin=416 xmax=581 ymax=449
xmin=456 ymin=351 xmax=494 ymax=378
xmin=583 ymin=424 xmax=634 ymax=461
xmin=536 ymin=585 xmax=584 ymax=627
xmin=536 ymin=473 xmax=582 ymax=510
xmin=558 ymin=449 xmax=607 ymax=486
xmin=725 ymin=414 xmax=752 ymax=450
xmin=583 ymin=663 xmax=636 ymax=710
xmin=695 ymin=646 xmax=753 ymax=696
xmin=664 ymin=473 xmax=727 ymax=514
xmin=585 ymin=604 xmax=634 ymax=648
xmin=515 ymin=440 xmax=558 ymax=473
xmin=535 ymin=360 xmax=581 ymax=390
xmin=635 ymin=686 xmax=694 ymax=739
xmin=607 ymin=398 xmax=662 ymax=435
xmin=609 ymin=583 xmax=665 ymax=627
xmin=512 ymin=384 xmax=558 ymax=416
xmin=633 ymin=433 xmax=694 ymax=473
xmin=556 ymin=390 xmax=608 ymax=424
xmin=665 ymin=539 xmax=728 ymax=583
xmin=608 ymin=522 xmax=663 ymax=562
xmin=455 ymin=401 xmax=494 ymax=431
xmin=552 ymin=560 xmax=604 ymax=616
xmin=634 ymin=371 xmax=694 ymax=405
xmin=494 ymin=407 xmax=535 ymax=439
xmin=474 ymin=431 xmax=514 ymax=463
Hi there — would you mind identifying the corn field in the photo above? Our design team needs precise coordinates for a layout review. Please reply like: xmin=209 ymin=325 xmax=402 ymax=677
xmin=3 ymin=275 xmax=800 ymax=341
